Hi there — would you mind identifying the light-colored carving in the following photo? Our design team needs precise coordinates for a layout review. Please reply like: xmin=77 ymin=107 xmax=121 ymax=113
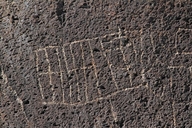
xmin=80 ymin=42 xmax=89 ymax=102
xmin=168 ymin=66 xmax=185 ymax=69
xmin=62 ymin=46 xmax=70 ymax=74
xmin=169 ymin=75 xmax=179 ymax=128
xmin=35 ymin=29 xmax=146 ymax=106
xmin=35 ymin=51 xmax=44 ymax=100
xmin=99 ymin=38 xmax=119 ymax=90
xmin=69 ymin=44 xmax=81 ymax=102
xmin=150 ymin=32 xmax=155 ymax=52
xmin=42 ymin=84 xmax=143 ymax=106
xmin=109 ymin=99 xmax=117 ymax=122
xmin=1 ymin=68 xmax=8 ymax=85
xmin=44 ymin=48 xmax=55 ymax=102
xmin=56 ymin=48 xmax=65 ymax=103
xmin=118 ymin=27 xmax=132 ymax=87
xmin=88 ymin=40 xmax=101 ymax=96
xmin=171 ymin=98 xmax=177 ymax=127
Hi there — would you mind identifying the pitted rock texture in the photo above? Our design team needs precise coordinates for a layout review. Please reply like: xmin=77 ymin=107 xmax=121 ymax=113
xmin=0 ymin=0 xmax=192 ymax=128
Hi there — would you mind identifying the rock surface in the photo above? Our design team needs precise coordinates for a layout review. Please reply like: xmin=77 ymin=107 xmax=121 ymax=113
xmin=0 ymin=0 xmax=192 ymax=127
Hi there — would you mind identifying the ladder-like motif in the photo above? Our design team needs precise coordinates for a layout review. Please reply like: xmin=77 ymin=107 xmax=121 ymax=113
xmin=35 ymin=29 xmax=143 ymax=106
xmin=35 ymin=28 xmax=192 ymax=106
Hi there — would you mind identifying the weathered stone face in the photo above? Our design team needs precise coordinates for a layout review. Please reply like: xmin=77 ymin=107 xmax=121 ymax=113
xmin=34 ymin=29 xmax=137 ymax=105
xmin=0 ymin=0 xmax=192 ymax=128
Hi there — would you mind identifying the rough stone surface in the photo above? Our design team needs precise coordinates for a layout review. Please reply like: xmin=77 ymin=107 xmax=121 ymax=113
xmin=0 ymin=0 xmax=192 ymax=127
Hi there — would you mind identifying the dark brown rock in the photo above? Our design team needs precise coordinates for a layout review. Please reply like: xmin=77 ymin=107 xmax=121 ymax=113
xmin=0 ymin=0 xmax=192 ymax=127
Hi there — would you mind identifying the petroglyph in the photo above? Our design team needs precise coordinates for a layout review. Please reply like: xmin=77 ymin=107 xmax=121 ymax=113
xmin=35 ymin=29 xmax=145 ymax=106
xmin=1 ymin=0 xmax=192 ymax=127
xmin=35 ymin=28 xmax=192 ymax=107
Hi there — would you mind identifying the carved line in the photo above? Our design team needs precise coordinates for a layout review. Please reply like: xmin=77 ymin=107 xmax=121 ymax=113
xmin=80 ymin=42 xmax=89 ymax=102
xmin=64 ymin=33 xmax=127 ymax=46
xmin=56 ymin=48 xmax=65 ymax=103
xmin=130 ymin=32 xmax=140 ymax=87
xmin=150 ymin=32 xmax=155 ymax=52
xmin=35 ymin=51 xmax=44 ymax=100
xmin=62 ymin=46 xmax=70 ymax=74
xmin=118 ymin=27 xmax=132 ymax=87
xmin=38 ymin=67 xmax=127 ymax=75
xmin=171 ymin=80 xmax=177 ymax=128
xmin=105 ymin=48 xmax=121 ymax=52
xmin=168 ymin=66 xmax=185 ymax=69
xmin=160 ymin=83 xmax=166 ymax=99
xmin=1 ymin=68 xmax=8 ymax=85
xmin=44 ymin=49 xmax=55 ymax=102
xmin=61 ymin=46 xmax=72 ymax=103
xmin=169 ymin=70 xmax=177 ymax=128
xmin=69 ymin=44 xmax=80 ymax=102
xmin=99 ymin=37 xmax=119 ymax=90
xmin=34 ymin=32 xmax=127 ymax=53
xmin=140 ymin=29 xmax=164 ymax=101
xmin=42 ymin=84 xmax=144 ymax=106
xmin=38 ymin=66 xmax=94 ymax=75
xmin=88 ymin=40 xmax=101 ymax=96
xmin=177 ymin=28 xmax=192 ymax=32
xmin=35 ymin=46 xmax=58 ymax=52
xmin=109 ymin=99 xmax=117 ymax=123
xmin=188 ymin=66 xmax=192 ymax=78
